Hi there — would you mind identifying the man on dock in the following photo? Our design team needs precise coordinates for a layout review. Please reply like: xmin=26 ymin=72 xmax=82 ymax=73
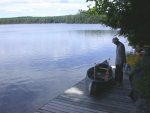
xmin=112 ymin=37 xmax=126 ymax=85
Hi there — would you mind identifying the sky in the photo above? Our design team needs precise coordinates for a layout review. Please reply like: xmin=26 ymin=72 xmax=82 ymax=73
xmin=0 ymin=0 xmax=94 ymax=18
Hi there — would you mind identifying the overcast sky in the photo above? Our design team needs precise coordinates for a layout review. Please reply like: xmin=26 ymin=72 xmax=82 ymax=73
xmin=0 ymin=0 xmax=94 ymax=18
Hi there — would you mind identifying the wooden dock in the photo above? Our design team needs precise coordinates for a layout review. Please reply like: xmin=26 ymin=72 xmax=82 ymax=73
xmin=34 ymin=76 xmax=136 ymax=113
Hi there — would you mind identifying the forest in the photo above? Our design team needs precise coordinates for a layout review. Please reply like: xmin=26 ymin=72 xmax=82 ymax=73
xmin=0 ymin=10 xmax=105 ymax=24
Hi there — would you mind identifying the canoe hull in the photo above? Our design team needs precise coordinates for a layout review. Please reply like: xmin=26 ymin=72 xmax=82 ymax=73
xmin=86 ymin=75 xmax=113 ymax=95
xmin=85 ymin=60 xmax=114 ymax=95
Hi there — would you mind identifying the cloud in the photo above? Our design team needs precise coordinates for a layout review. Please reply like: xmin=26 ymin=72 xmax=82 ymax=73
xmin=60 ymin=0 xmax=69 ymax=3
xmin=0 ymin=0 xmax=94 ymax=17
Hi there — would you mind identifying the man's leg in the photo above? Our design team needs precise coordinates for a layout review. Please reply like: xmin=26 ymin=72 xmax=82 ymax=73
xmin=115 ymin=65 xmax=119 ymax=83
xmin=115 ymin=64 xmax=123 ymax=84
xmin=118 ymin=64 xmax=123 ymax=84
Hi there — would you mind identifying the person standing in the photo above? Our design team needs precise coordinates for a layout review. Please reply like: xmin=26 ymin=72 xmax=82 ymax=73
xmin=112 ymin=37 xmax=126 ymax=85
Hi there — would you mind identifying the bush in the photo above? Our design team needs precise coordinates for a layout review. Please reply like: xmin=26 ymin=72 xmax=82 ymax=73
xmin=133 ymin=61 xmax=150 ymax=100
xmin=127 ymin=48 xmax=150 ymax=101
xmin=126 ymin=52 xmax=142 ymax=68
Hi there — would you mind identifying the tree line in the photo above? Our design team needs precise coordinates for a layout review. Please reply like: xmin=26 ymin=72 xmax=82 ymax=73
xmin=0 ymin=11 xmax=105 ymax=24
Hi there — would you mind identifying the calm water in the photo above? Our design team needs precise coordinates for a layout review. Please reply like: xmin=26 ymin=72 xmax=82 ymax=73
xmin=0 ymin=24 xmax=131 ymax=113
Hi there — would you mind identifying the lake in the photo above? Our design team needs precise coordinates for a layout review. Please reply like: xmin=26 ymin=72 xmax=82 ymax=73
xmin=0 ymin=24 xmax=132 ymax=113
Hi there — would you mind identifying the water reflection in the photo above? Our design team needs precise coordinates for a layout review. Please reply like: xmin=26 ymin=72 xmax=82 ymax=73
xmin=0 ymin=31 xmax=112 ymax=59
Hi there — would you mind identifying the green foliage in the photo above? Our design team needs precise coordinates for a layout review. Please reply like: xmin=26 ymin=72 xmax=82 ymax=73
xmin=0 ymin=11 xmax=105 ymax=24
xmin=133 ymin=60 xmax=150 ymax=100
xmin=126 ymin=53 xmax=141 ymax=68
xmin=87 ymin=0 xmax=150 ymax=46
xmin=128 ymin=49 xmax=150 ymax=100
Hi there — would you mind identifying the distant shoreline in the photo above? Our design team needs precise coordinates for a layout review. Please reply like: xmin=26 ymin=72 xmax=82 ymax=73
xmin=0 ymin=14 xmax=105 ymax=25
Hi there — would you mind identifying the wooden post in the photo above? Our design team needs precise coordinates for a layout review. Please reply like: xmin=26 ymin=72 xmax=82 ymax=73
xmin=94 ymin=63 xmax=96 ymax=80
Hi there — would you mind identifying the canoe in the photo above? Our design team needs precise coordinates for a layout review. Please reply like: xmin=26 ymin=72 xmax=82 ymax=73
xmin=85 ymin=60 xmax=114 ymax=95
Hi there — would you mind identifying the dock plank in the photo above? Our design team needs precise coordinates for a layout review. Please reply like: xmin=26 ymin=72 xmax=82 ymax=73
xmin=35 ymin=78 xmax=136 ymax=113
xmin=47 ymin=101 xmax=107 ymax=113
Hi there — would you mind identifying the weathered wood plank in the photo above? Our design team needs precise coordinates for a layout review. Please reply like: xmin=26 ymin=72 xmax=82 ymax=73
xmin=55 ymin=95 xmax=134 ymax=113
xmin=35 ymin=77 xmax=136 ymax=113
xmin=49 ymin=100 xmax=108 ymax=113
xmin=45 ymin=104 xmax=82 ymax=113
xmin=58 ymin=94 xmax=135 ymax=109
xmin=63 ymin=91 xmax=132 ymax=103
xmin=46 ymin=101 xmax=106 ymax=113
xmin=40 ymin=105 xmax=67 ymax=113
xmin=53 ymin=98 xmax=124 ymax=113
